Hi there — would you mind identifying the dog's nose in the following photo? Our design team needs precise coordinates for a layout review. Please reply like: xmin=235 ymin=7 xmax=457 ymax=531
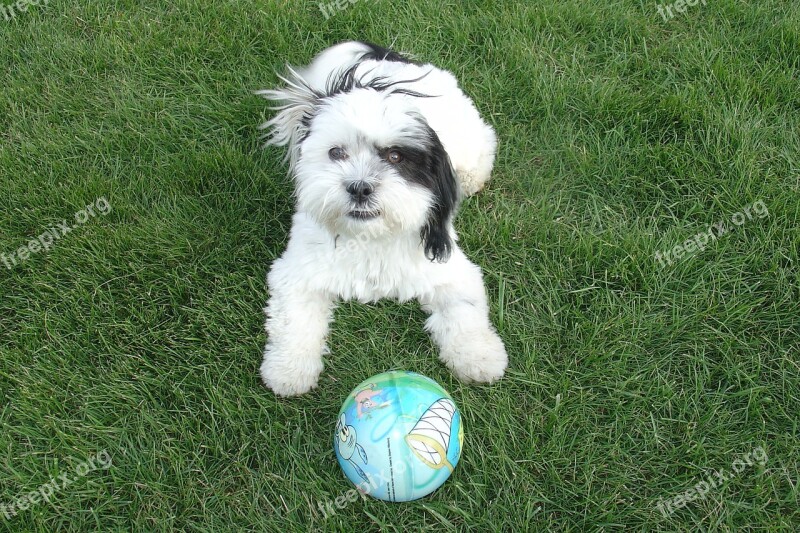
xmin=346 ymin=181 xmax=374 ymax=203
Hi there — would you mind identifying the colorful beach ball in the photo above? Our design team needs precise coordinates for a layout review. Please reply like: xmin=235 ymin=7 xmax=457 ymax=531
xmin=333 ymin=371 xmax=463 ymax=502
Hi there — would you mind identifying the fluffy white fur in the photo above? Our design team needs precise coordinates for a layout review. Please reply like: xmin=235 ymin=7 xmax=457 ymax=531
xmin=257 ymin=41 xmax=507 ymax=396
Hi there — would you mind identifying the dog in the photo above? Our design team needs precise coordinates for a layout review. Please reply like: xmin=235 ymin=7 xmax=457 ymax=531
xmin=257 ymin=41 xmax=507 ymax=396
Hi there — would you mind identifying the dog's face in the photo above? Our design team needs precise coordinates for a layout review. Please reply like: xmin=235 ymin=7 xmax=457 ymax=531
xmin=297 ymin=89 xmax=433 ymax=236
xmin=261 ymin=75 xmax=460 ymax=262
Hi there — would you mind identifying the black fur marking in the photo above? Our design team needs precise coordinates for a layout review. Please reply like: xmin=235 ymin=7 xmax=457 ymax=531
xmin=325 ymin=63 xmax=434 ymax=99
xmin=379 ymin=116 xmax=460 ymax=262
xmin=357 ymin=41 xmax=419 ymax=65
xmin=298 ymin=111 xmax=318 ymax=143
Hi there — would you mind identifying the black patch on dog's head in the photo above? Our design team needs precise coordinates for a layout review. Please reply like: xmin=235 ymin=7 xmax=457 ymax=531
xmin=325 ymin=64 xmax=433 ymax=99
xmin=379 ymin=117 xmax=460 ymax=262
xmin=357 ymin=41 xmax=420 ymax=65
xmin=323 ymin=42 xmax=427 ymax=98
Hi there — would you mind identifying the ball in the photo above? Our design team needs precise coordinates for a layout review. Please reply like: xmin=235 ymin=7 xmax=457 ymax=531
xmin=333 ymin=371 xmax=463 ymax=502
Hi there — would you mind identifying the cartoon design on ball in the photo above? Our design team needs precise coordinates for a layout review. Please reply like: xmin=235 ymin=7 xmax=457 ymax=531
xmin=404 ymin=398 xmax=457 ymax=472
xmin=335 ymin=413 xmax=369 ymax=483
xmin=334 ymin=371 xmax=463 ymax=502
xmin=354 ymin=383 xmax=390 ymax=419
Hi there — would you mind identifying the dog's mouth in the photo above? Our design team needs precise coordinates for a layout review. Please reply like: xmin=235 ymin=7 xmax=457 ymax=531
xmin=347 ymin=210 xmax=381 ymax=220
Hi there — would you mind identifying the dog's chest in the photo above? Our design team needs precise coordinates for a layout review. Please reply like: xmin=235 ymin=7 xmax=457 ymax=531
xmin=327 ymin=235 xmax=435 ymax=303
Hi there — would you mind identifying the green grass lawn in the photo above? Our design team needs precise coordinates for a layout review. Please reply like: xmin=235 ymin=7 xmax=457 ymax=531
xmin=1 ymin=0 xmax=799 ymax=530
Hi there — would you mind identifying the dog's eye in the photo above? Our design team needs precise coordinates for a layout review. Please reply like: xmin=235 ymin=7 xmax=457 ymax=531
xmin=386 ymin=150 xmax=403 ymax=164
xmin=329 ymin=147 xmax=348 ymax=161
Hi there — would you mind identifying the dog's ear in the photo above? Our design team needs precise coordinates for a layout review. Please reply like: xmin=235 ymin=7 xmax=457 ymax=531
xmin=421 ymin=130 xmax=460 ymax=263
xmin=256 ymin=67 xmax=320 ymax=170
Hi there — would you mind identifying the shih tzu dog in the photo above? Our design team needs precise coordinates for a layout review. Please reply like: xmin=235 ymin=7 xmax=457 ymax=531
xmin=257 ymin=41 xmax=507 ymax=396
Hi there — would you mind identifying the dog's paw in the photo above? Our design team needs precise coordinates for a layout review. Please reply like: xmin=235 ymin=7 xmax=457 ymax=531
xmin=439 ymin=328 xmax=508 ymax=384
xmin=260 ymin=344 xmax=324 ymax=397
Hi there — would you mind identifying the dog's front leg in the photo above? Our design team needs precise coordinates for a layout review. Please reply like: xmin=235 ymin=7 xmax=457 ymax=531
xmin=260 ymin=262 xmax=334 ymax=396
xmin=420 ymin=258 xmax=508 ymax=384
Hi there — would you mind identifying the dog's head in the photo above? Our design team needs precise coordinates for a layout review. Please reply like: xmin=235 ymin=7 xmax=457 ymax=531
xmin=257 ymin=66 xmax=459 ymax=262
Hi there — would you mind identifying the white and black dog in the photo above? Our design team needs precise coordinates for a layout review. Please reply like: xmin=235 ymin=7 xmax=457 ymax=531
xmin=257 ymin=41 xmax=507 ymax=396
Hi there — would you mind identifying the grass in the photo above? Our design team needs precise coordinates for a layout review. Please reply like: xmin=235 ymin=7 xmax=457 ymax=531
xmin=1 ymin=0 xmax=798 ymax=530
